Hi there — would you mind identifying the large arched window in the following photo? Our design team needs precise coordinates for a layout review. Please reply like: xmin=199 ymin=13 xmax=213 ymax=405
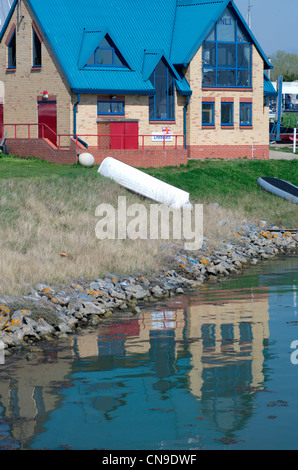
xmin=202 ymin=8 xmax=252 ymax=88
xmin=149 ymin=59 xmax=175 ymax=121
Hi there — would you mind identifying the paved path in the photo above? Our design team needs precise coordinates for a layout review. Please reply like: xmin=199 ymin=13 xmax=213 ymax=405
xmin=269 ymin=150 xmax=298 ymax=160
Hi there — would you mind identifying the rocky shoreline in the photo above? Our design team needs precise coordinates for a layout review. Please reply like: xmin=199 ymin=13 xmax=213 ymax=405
xmin=0 ymin=223 xmax=297 ymax=353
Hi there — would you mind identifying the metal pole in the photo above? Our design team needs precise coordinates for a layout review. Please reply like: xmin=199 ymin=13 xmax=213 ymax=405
xmin=294 ymin=128 xmax=297 ymax=154
xmin=276 ymin=75 xmax=283 ymax=142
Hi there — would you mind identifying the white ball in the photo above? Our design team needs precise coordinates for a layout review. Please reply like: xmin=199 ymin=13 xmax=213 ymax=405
xmin=79 ymin=153 xmax=95 ymax=168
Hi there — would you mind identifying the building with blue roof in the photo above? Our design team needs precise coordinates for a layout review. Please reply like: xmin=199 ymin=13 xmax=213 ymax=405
xmin=0 ymin=0 xmax=277 ymax=165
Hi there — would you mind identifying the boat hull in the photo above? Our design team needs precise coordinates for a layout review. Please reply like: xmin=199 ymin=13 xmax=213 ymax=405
xmin=257 ymin=177 xmax=298 ymax=204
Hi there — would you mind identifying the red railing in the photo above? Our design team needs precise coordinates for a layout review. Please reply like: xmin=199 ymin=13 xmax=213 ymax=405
xmin=1 ymin=123 xmax=58 ymax=141
xmin=1 ymin=123 xmax=185 ymax=151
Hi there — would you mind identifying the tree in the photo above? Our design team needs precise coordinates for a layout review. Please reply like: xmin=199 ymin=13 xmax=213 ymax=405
xmin=269 ymin=50 xmax=298 ymax=82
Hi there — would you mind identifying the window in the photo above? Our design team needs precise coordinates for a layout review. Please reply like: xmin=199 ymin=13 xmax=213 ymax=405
xmin=97 ymin=100 xmax=125 ymax=115
xmin=240 ymin=102 xmax=252 ymax=126
xmin=33 ymin=29 xmax=42 ymax=67
xmin=221 ymin=102 xmax=233 ymax=126
xmin=202 ymin=7 xmax=252 ymax=88
xmin=86 ymin=36 xmax=126 ymax=67
xmin=7 ymin=29 xmax=16 ymax=69
xmin=202 ymin=102 xmax=215 ymax=126
xmin=149 ymin=59 xmax=175 ymax=121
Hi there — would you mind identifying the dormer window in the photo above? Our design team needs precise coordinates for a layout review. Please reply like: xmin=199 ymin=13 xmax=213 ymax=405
xmin=86 ymin=36 xmax=126 ymax=67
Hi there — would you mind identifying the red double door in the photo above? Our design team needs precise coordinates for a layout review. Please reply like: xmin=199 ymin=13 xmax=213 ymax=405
xmin=110 ymin=121 xmax=138 ymax=149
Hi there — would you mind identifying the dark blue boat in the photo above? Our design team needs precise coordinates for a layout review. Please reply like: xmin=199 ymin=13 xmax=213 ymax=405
xmin=257 ymin=177 xmax=298 ymax=204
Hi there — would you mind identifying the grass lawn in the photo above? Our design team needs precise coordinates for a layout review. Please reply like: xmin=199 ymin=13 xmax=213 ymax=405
xmin=145 ymin=158 xmax=298 ymax=228
xmin=0 ymin=155 xmax=99 ymax=179
xmin=0 ymin=154 xmax=297 ymax=295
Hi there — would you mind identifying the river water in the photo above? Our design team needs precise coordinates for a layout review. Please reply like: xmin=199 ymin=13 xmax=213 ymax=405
xmin=0 ymin=254 xmax=297 ymax=451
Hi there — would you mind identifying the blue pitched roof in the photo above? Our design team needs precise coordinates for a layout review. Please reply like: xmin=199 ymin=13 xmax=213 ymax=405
xmin=264 ymin=72 xmax=278 ymax=97
xmin=0 ymin=0 xmax=272 ymax=95
xmin=142 ymin=51 xmax=164 ymax=82
xmin=77 ymin=30 xmax=107 ymax=70
xmin=171 ymin=0 xmax=229 ymax=65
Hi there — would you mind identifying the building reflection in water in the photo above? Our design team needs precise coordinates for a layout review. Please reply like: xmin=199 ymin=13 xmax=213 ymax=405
xmin=0 ymin=286 xmax=270 ymax=447
xmin=73 ymin=287 xmax=270 ymax=435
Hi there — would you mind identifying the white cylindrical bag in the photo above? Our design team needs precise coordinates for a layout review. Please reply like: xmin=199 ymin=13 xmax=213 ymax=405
xmin=98 ymin=157 xmax=191 ymax=209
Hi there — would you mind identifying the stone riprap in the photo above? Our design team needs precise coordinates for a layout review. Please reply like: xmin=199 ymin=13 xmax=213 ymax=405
xmin=0 ymin=225 xmax=297 ymax=351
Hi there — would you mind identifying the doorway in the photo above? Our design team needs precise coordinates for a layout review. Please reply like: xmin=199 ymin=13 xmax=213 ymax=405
xmin=110 ymin=121 xmax=139 ymax=149
xmin=38 ymin=101 xmax=57 ymax=146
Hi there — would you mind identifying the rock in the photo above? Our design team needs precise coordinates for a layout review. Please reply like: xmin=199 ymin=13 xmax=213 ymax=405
xmin=0 ymin=331 xmax=13 ymax=347
xmin=0 ymin=315 xmax=10 ymax=331
xmin=65 ymin=316 xmax=78 ymax=329
xmin=124 ymin=285 xmax=149 ymax=300
xmin=151 ymin=285 xmax=164 ymax=298
xmin=22 ymin=324 xmax=40 ymax=341
xmin=131 ymin=306 xmax=141 ymax=315
xmin=233 ymin=260 xmax=243 ymax=269
xmin=89 ymin=281 xmax=100 ymax=290
xmin=207 ymin=266 xmax=217 ymax=276
xmin=14 ymin=329 xmax=25 ymax=343
xmin=51 ymin=293 xmax=71 ymax=306
xmin=0 ymin=305 xmax=10 ymax=316
xmin=215 ymin=264 xmax=229 ymax=276
xmin=118 ymin=302 xmax=128 ymax=310
xmin=176 ymin=287 xmax=184 ymax=294
xmin=36 ymin=284 xmax=55 ymax=298
xmin=109 ymin=288 xmax=126 ymax=301
xmin=79 ymin=302 xmax=106 ymax=316
xmin=57 ymin=322 xmax=73 ymax=334
xmin=89 ymin=315 xmax=102 ymax=326
xmin=35 ymin=319 xmax=55 ymax=337
xmin=11 ymin=309 xmax=31 ymax=322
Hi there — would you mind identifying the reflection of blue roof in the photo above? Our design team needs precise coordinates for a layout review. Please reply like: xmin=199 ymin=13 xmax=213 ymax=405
xmin=0 ymin=0 xmax=272 ymax=95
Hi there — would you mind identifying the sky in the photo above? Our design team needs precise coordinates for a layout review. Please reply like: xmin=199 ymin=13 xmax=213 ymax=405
xmin=234 ymin=0 xmax=298 ymax=55
xmin=0 ymin=0 xmax=296 ymax=56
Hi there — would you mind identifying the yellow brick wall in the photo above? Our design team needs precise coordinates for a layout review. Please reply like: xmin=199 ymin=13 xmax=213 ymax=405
xmin=76 ymin=92 xmax=186 ymax=148
xmin=0 ymin=0 xmax=72 ymax=144
xmin=185 ymin=45 xmax=269 ymax=148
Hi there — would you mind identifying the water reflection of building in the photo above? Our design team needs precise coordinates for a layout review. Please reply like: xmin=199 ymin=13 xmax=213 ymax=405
xmin=0 ymin=345 xmax=73 ymax=447
xmin=186 ymin=289 xmax=270 ymax=399
xmin=0 ymin=286 xmax=270 ymax=447
xmin=74 ymin=288 xmax=270 ymax=400
xmin=71 ymin=288 xmax=270 ymax=438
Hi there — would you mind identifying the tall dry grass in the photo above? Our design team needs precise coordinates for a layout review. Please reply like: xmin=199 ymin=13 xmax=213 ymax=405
xmin=0 ymin=175 xmax=248 ymax=296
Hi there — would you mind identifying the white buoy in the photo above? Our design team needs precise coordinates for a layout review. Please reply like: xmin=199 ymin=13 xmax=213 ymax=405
xmin=98 ymin=157 xmax=191 ymax=209
xmin=79 ymin=153 xmax=95 ymax=168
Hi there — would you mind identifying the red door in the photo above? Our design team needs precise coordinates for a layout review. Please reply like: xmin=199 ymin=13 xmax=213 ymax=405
xmin=110 ymin=122 xmax=125 ymax=149
xmin=38 ymin=101 xmax=57 ymax=146
xmin=110 ymin=122 xmax=138 ymax=149
xmin=124 ymin=122 xmax=139 ymax=149
xmin=0 ymin=104 xmax=3 ymax=139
